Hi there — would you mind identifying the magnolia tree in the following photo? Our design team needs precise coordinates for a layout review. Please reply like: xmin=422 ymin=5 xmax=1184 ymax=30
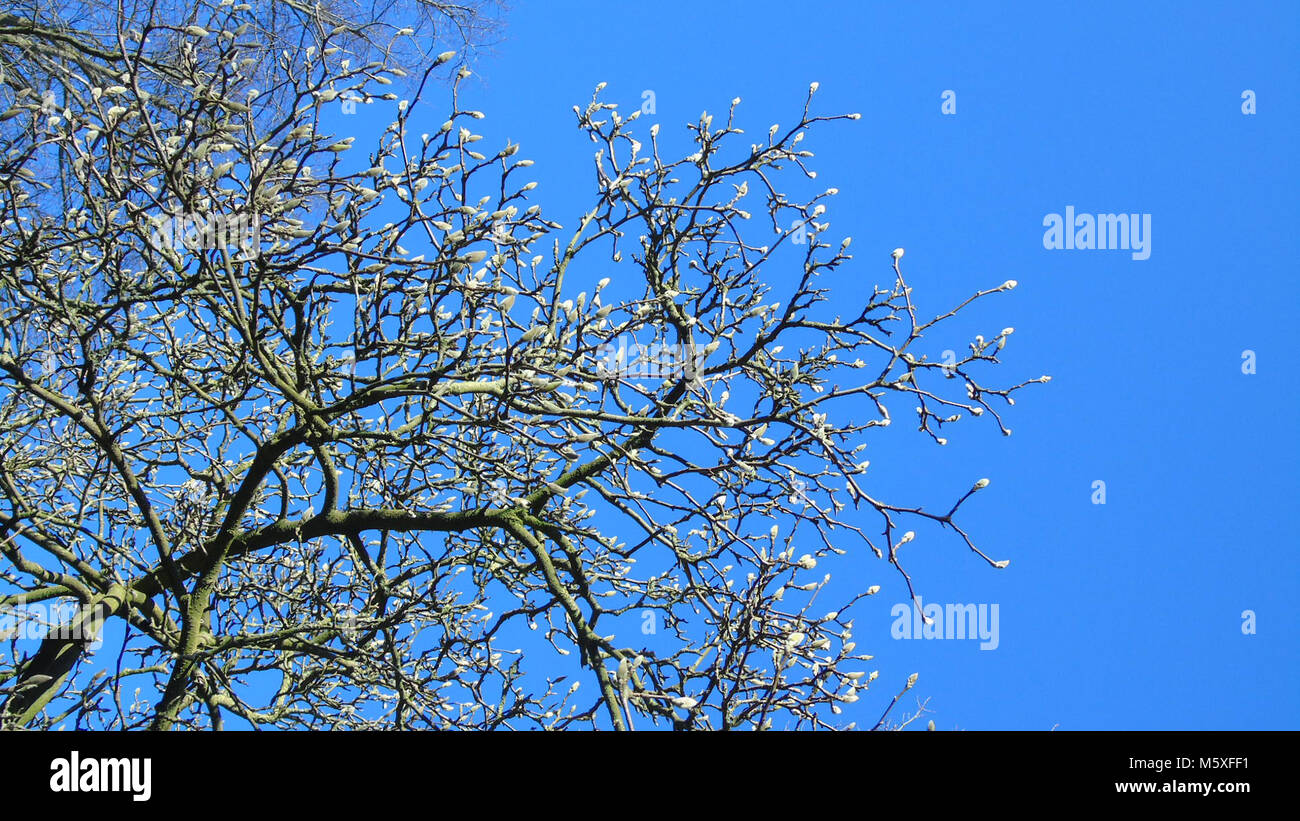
xmin=0 ymin=5 xmax=1045 ymax=730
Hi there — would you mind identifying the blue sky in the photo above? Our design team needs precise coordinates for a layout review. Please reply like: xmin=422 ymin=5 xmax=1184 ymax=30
xmin=425 ymin=0 xmax=1300 ymax=729
xmin=7 ymin=0 xmax=1294 ymax=731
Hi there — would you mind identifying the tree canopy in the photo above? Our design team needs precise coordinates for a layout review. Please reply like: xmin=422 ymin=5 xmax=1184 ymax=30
xmin=0 ymin=3 xmax=1044 ymax=729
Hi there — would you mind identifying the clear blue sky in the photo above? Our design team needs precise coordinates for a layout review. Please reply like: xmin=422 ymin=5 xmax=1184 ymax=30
xmin=13 ymin=0 xmax=1293 ymax=731
xmin=433 ymin=0 xmax=1300 ymax=729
